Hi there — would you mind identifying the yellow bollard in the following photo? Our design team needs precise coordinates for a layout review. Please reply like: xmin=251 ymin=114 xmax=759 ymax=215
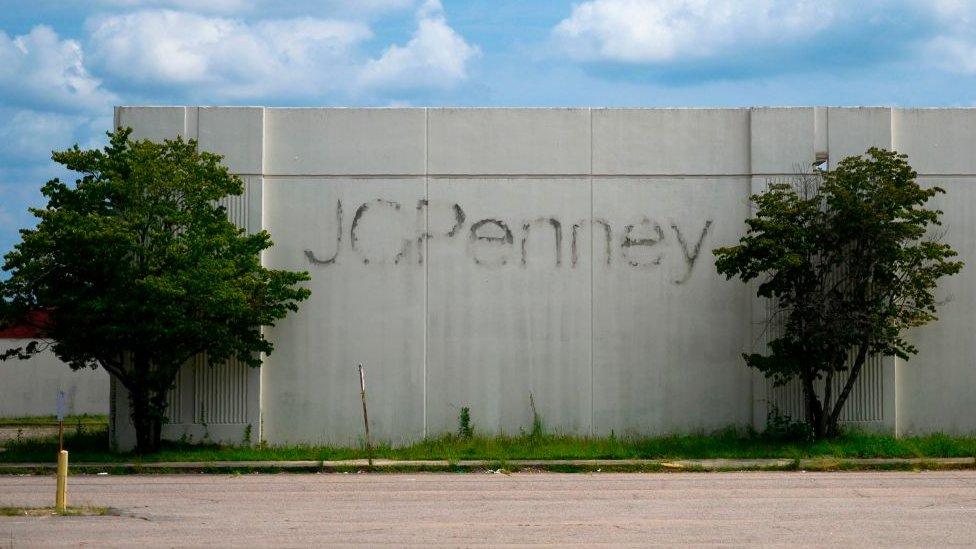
xmin=55 ymin=450 xmax=68 ymax=514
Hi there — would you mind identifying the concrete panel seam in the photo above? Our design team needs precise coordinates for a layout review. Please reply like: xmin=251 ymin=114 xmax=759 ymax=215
xmin=423 ymin=107 xmax=429 ymax=439
xmin=589 ymin=107 xmax=595 ymax=437
xmin=259 ymin=108 xmax=268 ymax=443
xmin=746 ymin=108 xmax=754 ymax=424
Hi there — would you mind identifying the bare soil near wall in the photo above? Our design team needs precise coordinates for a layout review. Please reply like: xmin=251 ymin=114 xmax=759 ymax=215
xmin=2 ymin=471 xmax=976 ymax=547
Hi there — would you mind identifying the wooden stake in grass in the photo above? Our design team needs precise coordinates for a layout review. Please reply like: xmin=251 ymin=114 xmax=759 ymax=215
xmin=358 ymin=364 xmax=373 ymax=467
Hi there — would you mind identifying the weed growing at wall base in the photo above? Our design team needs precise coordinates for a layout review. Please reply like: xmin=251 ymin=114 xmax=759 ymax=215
xmin=457 ymin=407 xmax=474 ymax=438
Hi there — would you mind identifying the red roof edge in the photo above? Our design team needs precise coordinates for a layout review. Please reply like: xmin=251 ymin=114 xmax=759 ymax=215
xmin=0 ymin=310 xmax=50 ymax=339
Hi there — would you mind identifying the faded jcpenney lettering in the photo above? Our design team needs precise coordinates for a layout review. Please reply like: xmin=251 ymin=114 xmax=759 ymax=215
xmin=304 ymin=198 xmax=713 ymax=284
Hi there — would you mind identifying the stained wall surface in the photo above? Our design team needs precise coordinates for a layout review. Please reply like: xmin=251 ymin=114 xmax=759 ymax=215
xmin=114 ymin=106 xmax=976 ymax=446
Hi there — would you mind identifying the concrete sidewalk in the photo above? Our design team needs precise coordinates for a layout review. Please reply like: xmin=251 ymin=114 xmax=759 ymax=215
xmin=1 ymin=456 xmax=973 ymax=473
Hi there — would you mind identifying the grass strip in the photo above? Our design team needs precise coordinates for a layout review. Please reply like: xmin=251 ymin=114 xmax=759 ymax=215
xmin=2 ymin=426 xmax=976 ymax=464
xmin=0 ymin=415 xmax=108 ymax=427
xmin=3 ymin=457 xmax=974 ymax=475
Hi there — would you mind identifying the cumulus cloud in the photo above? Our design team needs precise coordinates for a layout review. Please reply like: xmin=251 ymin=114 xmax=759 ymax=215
xmin=93 ymin=0 xmax=416 ymax=16
xmin=0 ymin=25 xmax=115 ymax=240
xmin=926 ymin=0 xmax=976 ymax=73
xmin=86 ymin=1 xmax=477 ymax=100
xmin=0 ymin=26 xmax=116 ymax=114
xmin=0 ymin=110 xmax=86 ymax=162
xmin=554 ymin=0 xmax=833 ymax=64
xmin=359 ymin=0 xmax=480 ymax=90
xmin=0 ymin=164 xmax=55 ymax=256
xmin=551 ymin=0 xmax=976 ymax=82
xmin=95 ymin=0 xmax=253 ymax=12
xmin=87 ymin=10 xmax=372 ymax=99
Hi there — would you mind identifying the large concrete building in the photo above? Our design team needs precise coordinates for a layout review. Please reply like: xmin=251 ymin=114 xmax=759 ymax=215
xmin=108 ymin=106 xmax=976 ymax=449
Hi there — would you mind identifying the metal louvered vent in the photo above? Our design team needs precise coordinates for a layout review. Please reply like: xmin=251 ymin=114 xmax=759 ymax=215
xmin=217 ymin=186 xmax=250 ymax=232
xmin=162 ymin=184 xmax=257 ymax=429
xmin=193 ymin=355 xmax=249 ymax=424
xmin=165 ymin=366 xmax=183 ymax=424
xmin=765 ymin=353 xmax=885 ymax=423
xmin=760 ymin=289 xmax=885 ymax=424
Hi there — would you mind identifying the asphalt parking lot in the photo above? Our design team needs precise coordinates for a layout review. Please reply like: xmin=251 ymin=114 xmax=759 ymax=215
xmin=2 ymin=471 xmax=976 ymax=547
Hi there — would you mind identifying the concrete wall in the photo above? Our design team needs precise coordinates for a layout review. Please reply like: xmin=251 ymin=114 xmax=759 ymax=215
xmin=0 ymin=340 xmax=109 ymax=417
xmin=893 ymin=109 xmax=976 ymax=436
xmin=116 ymin=106 xmax=976 ymax=445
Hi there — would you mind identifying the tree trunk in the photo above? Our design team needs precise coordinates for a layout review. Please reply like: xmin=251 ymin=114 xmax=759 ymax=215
xmin=800 ymin=368 xmax=826 ymax=439
xmin=127 ymin=354 xmax=170 ymax=454
xmin=129 ymin=385 xmax=163 ymax=454
xmin=111 ymin=352 xmax=180 ymax=454
xmin=149 ymin=388 xmax=168 ymax=450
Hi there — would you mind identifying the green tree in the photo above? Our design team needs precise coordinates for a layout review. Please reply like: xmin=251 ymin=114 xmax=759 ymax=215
xmin=714 ymin=148 xmax=962 ymax=439
xmin=0 ymin=128 xmax=311 ymax=453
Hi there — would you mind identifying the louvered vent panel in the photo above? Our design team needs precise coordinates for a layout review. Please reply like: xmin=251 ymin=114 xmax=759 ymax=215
xmin=162 ymin=184 xmax=252 ymax=427
xmin=165 ymin=366 xmax=183 ymax=424
xmin=765 ymin=356 xmax=884 ymax=423
xmin=761 ymin=294 xmax=885 ymax=424
xmin=194 ymin=355 xmax=249 ymax=424
xmin=217 ymin=184 xmax=250 ymax=232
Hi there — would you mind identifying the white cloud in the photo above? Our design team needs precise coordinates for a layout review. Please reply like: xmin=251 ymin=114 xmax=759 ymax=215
xmin=87 ymin=10 xmax=372 ymax=99
xmin=0 ymin=26 xmax=117 ymax=241
xmin=359 ymin=0 xmax=479 ymax=90
xmin=552 ymin=0 xmax=976 ymax=81
xmin=927 ymin=36 xmax=976 ymax=73
xmin=86 ymin=2 xmax=477 ymax=99
xmin=926 ymin=0 xmax=976 ymax=73
xmin=553 ymin=0 xmax=833 ymax=63
xmin=0 ymin=164 xmax=59 ymax=252
xmin=95 ymin=0 xmax=253 ymax=12
xmin=0 ymin=110 xmax=87 ymax=163
xmin=0 ymin=26 xmax=116 ymax=114
xmin=92 ymin=0 xmax=417 ymax=16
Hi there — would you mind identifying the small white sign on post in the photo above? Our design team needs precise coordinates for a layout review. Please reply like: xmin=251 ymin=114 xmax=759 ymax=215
xmin=56 ymin=390 xmax=66 ymax=422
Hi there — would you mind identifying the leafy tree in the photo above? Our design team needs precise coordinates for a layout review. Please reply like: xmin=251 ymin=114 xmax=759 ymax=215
xmin=714 ymin=148 xmax=962 ymax=439
xmin=0 ymin=128 xmax=311 ymax=453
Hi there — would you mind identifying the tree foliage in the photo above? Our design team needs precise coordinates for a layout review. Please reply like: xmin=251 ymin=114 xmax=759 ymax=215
xmin=714 ymin=148 xmax=962 ymax=439
xmin=0 ymin=128 xmax=311 ymax=452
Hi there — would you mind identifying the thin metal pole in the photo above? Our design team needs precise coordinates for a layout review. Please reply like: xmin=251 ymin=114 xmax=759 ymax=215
xmin=358 ymin=364 xmax=373 ymax=467
xmin=58 ymin=420 xmax=64 ymax=453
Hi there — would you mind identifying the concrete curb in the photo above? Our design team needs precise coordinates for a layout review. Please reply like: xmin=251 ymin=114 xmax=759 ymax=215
xmin=0 ymin=456 xmax=973 ymax=474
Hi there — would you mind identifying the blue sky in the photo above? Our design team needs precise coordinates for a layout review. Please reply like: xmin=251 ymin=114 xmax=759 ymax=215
xmin=1 ymin=0 xmax=976 ymax=259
